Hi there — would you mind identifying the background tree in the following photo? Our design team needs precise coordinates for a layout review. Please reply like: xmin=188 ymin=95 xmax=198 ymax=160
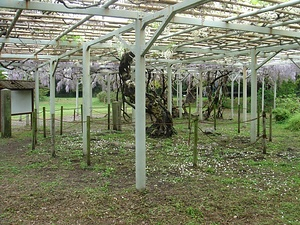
xmin=204 ymin=70 xmax=230 ymax=119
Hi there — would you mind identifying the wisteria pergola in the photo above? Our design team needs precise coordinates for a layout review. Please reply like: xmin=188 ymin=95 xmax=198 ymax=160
xmin=1 ymin=0 xmax=300 ymax=190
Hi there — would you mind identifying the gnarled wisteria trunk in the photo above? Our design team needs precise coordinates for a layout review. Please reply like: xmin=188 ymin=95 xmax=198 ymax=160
xmin=118 ymin=52 xmax=176 ymax=138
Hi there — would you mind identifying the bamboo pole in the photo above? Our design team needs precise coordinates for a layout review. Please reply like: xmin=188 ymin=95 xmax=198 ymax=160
xmin=43 ymin=107 xmax=46 ymax=138
xmin=60 ymin=106 xmax=63 ymax=135
xmin=112 ymin=101 xmax=121 ymax=131
xmin=213 ymin=104 xmax=216 ymax=130
xmin=34 ymin=109 xmax=37 ymax=145
xmin=32 ymin=110 xmax=36 ymax=150
xmin=269 ymin=110 xmax=272 ymax=142
xmin=188 ymin=103 xmax=191 ymax=130
xmin=238 ymin=104 xmax=241 ymax=134
xmin=193 ymin=118 xmax=199 ymax=168
xmin=81 ymin=104 xmax=83 ymax=132
xmin=108 ymin=103 xmax=111 ymax=130
xmin=262 ymin=111 xmax=267 ymax=154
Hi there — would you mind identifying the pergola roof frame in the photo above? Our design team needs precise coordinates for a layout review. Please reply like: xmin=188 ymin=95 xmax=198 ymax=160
xmin=0 ymin=0 xmax=299 ymax=68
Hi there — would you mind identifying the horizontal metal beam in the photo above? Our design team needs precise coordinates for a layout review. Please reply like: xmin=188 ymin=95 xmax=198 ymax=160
xmin=0 ymin=54 xmax=52 ymax=59
xmin=0 ymin=0 xmax=139 ymax=19
xmin=180 ymin=43 xmax=300 ymax=64
xmin=0 ymin=38 xmax=119 ymax=49
xmin=256 ymin=50 xmax=282 ymax=70
xmin=224 ymin=0 xmax=300 ymax=22
xmin=142 ymin=0 xmax=212 ymax=56
xmin=86 ymin=23 xmax=135 ymax=47
xmin=170 ymin=16 xmax=300 ymax=39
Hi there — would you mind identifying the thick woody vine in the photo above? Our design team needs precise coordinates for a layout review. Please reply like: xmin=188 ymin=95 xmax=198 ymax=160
xmin=118 ymin=51 xmax=176 ymax=138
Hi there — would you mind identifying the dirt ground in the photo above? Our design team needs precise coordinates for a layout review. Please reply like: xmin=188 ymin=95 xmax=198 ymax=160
xmin=0 ymin=118 xmax=299 ymax=225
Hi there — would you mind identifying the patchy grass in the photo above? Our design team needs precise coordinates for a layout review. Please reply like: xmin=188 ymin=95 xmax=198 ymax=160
xmin=0 ymin=112 xmax=299 ymax=225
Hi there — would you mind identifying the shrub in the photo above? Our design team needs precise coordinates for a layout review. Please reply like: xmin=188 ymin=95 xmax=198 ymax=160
xmin=285 ymin=113 xmax=300 ymax=131
xmin=278 ymin=79 xmax=296 ymax=97
xmin=258 ymin=88 xmax=274 ymax=112
xmin=96 ymin=91 xmax=117 ymax=103
xmin=272 ymin=108 xmax=290 ymax=122
xmin=276 ymin=95 xmax=300 ymax=114
xmin=39 ymin=87 xmax=50 ymax=101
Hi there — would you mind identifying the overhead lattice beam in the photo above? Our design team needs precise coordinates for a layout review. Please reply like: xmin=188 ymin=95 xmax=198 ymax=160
xmin=170 ymin=16 xmax=300 ymax=39
xmin=0 ymin=9 xmax=22 ymax=52
xmin=256 ymin=50 xmax=282 ymax=70
xmin=179 ymin=43 xmax=300 ymax=64
xmin=224 ymin=0 xmax=300 ymax=22
xmin=33 ymin=0 xmax=118 ymax=56
xmin=142 ymin=0 xmax=212 ymax=56
xmin=0 ymin=0 xmax=139 ymax=19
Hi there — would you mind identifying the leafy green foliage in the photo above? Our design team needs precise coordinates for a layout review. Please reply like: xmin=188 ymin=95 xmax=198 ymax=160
xmin=97 ymin=91 xmax=117 ymax=103
xmin=258 ymin=87 xmax=274 ymax=111
xmin=60 ymin=35 xmax=84 ymax=42
xmin=250 ymin=0 xmax=266 ymax=5
xmin=285 ymin=113 xmax=300 ymax=131
xmin=272 ymin=108 xmax=291 ymax=122
xmin=278 ymin=79 xmax=296 ymax=97
xmin=0 ymin=70 xmax=7 ymax=80
xmin=39 ymin=87 xmax=49 ymax=101
xmin=276 ymin=94 xmax=300 ymax=114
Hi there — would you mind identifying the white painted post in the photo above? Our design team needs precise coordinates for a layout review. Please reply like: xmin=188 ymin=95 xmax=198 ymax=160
xmin=167 ymin=63 xmax=172 ymax=114
xmin=49 ymin=60 xmax=57 ymax=157
xmin=90 ymin=78 xmax=93 ymax=117
xmin=135 ymin=19 xmax=146 ymax=191
xmin=76 ymin=80 xmax=79 ymax=116
xmin=243 ymin=66 xmax=247 ymax=126
xmin=250 ymin=49 xmax=258 ymax=143
xmin=50 ymin=61 xmax=56 ymax=137
xmin=82 ymin=44 xmax=91 ymax=155
xmin=34 ymin=69 xmax=39 ymax=127
xmin=231 ymin=77 xmax=234 ymax=120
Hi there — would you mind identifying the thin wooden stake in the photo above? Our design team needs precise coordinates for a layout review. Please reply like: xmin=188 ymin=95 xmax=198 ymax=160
xmin=262 ymin=111 xmax=267 ymax=154
xmin=60 ymin=106 xmax=63 ymax=135
xmin=213 ymin=104 xmax=216 ymax=130
xmin=34 ymin=109 xmax=37 ymax=145
xmin=108 ymin=103 xmax=111 ymax=130
xmin=81 ymin=104 xmax=83 ymax=132
xmin=43 ymin=107 xmax=46 ymax=138
xmin=32 ymin=110 xmax=36 ymax=150
xmin=193 ymin=118 xmax=199 ymax=168
xmin=238 ymin=104 xmax=241 ymax=134
xmin=188 ymin=103 xmax=191 ymax=130
xmin=269 ymin=110 xmax=272 ymax=142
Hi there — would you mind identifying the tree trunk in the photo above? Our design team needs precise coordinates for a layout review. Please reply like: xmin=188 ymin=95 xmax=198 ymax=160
xmin=118 ymin=52 xmax=176 ymax=138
